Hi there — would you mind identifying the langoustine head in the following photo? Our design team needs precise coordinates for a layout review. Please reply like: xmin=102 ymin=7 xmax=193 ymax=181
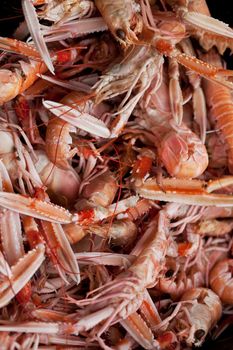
xmin=159 ymin=126 xmax=209 ymax=178
xmin=94 ymin=0 xmax=143 ymax=47
xmin=176 ymin=288 xmax=222 ymax=346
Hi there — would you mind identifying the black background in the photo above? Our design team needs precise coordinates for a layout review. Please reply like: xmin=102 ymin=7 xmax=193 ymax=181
xmin=0 ymin=1 xmax=233 ymax=349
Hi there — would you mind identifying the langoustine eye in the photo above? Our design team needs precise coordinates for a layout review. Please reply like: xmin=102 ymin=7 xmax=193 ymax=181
xmin=194 ymin=329 xmax=205 ymax=341
xmin=116 ymin=28 xmax=126 ymax=40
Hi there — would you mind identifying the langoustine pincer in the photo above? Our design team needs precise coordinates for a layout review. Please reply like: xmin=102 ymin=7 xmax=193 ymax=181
xmin=0 ymin=0 xmax=233 ymax=349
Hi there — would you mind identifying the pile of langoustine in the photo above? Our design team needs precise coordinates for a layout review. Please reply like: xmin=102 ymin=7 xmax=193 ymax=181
xmin=1 ymin=0 xmax=233 ymax=349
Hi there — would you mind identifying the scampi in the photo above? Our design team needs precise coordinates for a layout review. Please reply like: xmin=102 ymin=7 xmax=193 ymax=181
xmin=0 ymin=0 xmax=233 ymax=349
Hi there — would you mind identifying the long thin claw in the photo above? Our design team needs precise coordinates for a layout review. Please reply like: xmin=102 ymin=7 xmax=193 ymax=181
xmin=0 ymin=251 xmax=11 ymax=278
xmin=121 ymin=312 xmax=158 ymax=350
xmin=0 ymin=322 xmax=60 ymax=334
xmin=73 ymin=306 xmax=115 ymax=333
xmin=193 ymin=86 xmax=207 ymax=143
xmin=183 ymin=12 xmax=233 ymax=39
xmin=40 ymin=222 xmax=80 ymax=284
xmin=0 ymin=36 xmax=40 ymax=59
xmin=206 ymin=177 xmax=233 ymax=193
xmin=43 ymin=100 xmax=110 ymax=138
xmin=175 ymin=53 xmax=233 ymax=90
xmin=75 ymin=252 xmax=134 ymax=267
xmin=0 ymin=210 xmax=24 ymax=266
xmin=39 ymin=334 xmax=93 ymax=347
xmin=168 ymin=58 xmax=183 ymax=126
xmin=135 ymin=177 xmax=233 ymax=207
xmin=22 ymin=0 xmax=54 ymax=74
xmin=140 ymin=291 xmax=162 ymax=329
xmin=42 ymin=18 xmax=107 ymax=42
xmin=0 ymin=192 xmax=72 ymax=223
xmin=0 ymin=244 xmax=45 ymax=308
xmin=0 ymin=160 xmax=14 ymax=192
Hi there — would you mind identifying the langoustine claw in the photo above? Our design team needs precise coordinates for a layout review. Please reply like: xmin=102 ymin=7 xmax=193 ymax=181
xmin=43 ymin=94 xmax=110 ymax=170
xmin=166 ymin=0 xmax=233 ymax=54
xmin=135 ymin=177 xmax=233 ymax=207
xmin=0 ymin=244 xmax=45 ymax=308
xmin=0 ymin=192 xmax=73 ymax=223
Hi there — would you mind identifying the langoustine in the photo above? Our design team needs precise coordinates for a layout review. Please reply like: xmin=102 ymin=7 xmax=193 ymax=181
xmin=0 ymin=0 xmax=233 ymax=349
xmin=201 ymin=49 xmax=233 ymax=174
